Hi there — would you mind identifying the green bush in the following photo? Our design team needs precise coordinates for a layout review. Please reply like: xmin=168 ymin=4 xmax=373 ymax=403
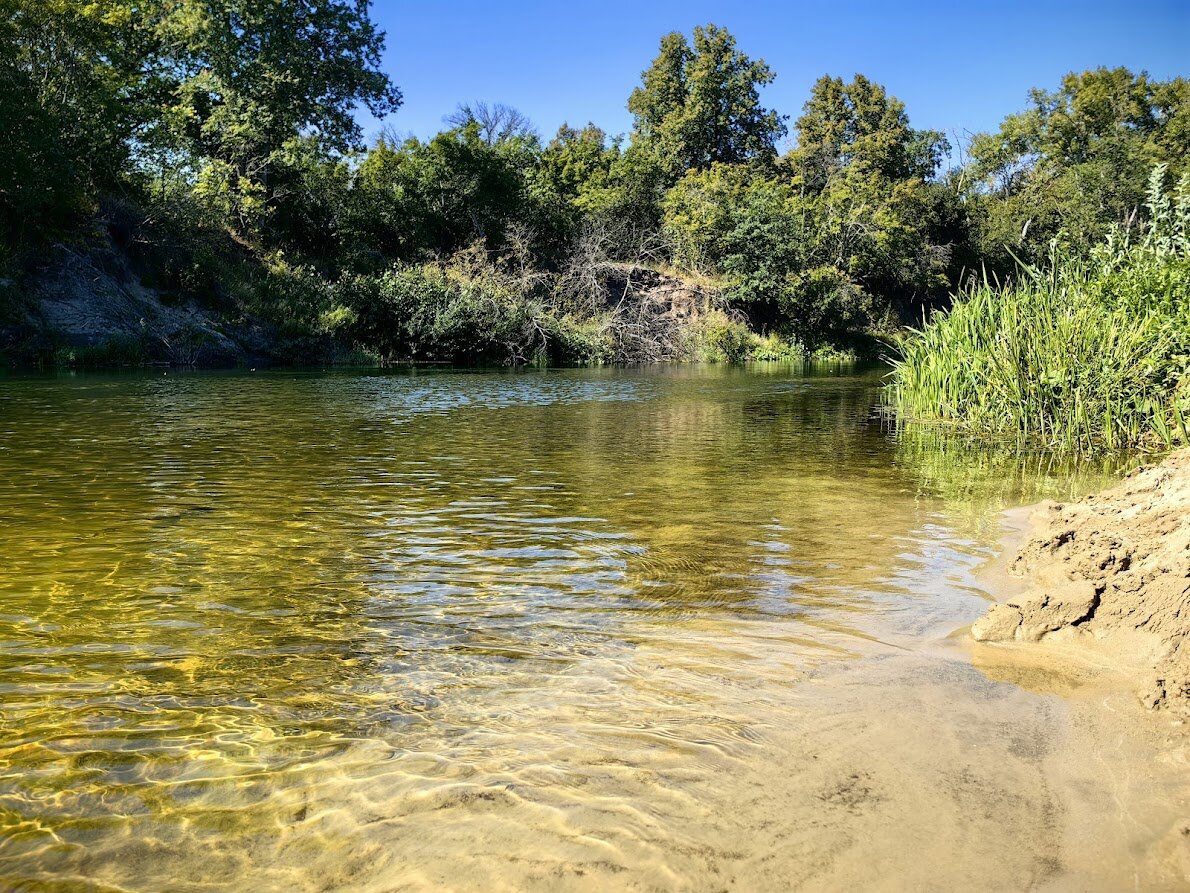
xmin=338 ymin=251 xmax=558 ymax=365
xmin=888 ymin=167 xmax=1190 ymax=453
xmin=688 ymin=310 xmax=805 ymax=363
xmin=545 ymin=316 xmax=613 ymax=366
xmin=691 ymin=311 xmax=755 ymax=362
xmin=749 ymin=332 xmax=806 ymax=362
xmin=53 ymin=333 xmax=152 ymax=367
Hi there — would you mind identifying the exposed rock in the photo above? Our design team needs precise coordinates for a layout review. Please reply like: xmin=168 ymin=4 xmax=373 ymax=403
xmin=2 ymin=238 xmax=277 ymax=367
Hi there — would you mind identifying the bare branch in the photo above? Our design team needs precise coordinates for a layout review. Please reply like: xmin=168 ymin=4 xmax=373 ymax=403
xmin=445 ymin=101 xmax=538 ymax=145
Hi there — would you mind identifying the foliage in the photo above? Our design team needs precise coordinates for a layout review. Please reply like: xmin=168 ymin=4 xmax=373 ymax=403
xmin=3 ymin=6 xmax=1189 ymax=374
xmin=628 ymin=25 xmax=786 ymax=179
xmin=156 ymin=0 xmax=399 ymax=238
xmin=889 ymin=168 xmax=1190 ymax=452
xmin=446 ymin=102 xmax=538 ymax=145
xmin=661 ymin=72 xmax=955 ymax=341
xmin=0 ymin=0 xmax=151 ymax=237
xmin=603 ymin=23 xmax=786 ymax=238
xmin=343 ymin=126 xmax=561 ymax=266
xmin=536 ymin=124 xmax=619 ymax=210
xmin=336 ymin=248 xmax=558 ymax=365
xmin=687 ymin=310 xmax=805 ymax=363
xmin=664 ymin=165 xmax=839 ymax=335
xmin=784 ymin=76 xmax=954 ymax=312
xmin=964 ymin=68 xmax=1190 ymax=271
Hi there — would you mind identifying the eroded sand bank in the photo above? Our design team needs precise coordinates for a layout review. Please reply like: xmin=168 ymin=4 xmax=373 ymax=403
xmin=972 ymin=448 xmax=1190 ymax=715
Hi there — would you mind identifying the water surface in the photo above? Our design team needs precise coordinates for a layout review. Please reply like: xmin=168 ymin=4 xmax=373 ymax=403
xmin=0 ymin=366 xmax=1180 ymax=890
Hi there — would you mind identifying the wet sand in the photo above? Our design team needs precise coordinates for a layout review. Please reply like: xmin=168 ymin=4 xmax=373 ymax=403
xmin=973 ymin=449 xmax=1190 ymax=714
xmin=962 ymin=450 xmax=1190 ymax=891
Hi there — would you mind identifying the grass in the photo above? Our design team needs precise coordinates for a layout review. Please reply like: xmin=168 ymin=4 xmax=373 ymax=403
xmin=52 ymin=333 xmax=153 ymax=368
xmin=887 ymin=166 xmax=1190 ymax=454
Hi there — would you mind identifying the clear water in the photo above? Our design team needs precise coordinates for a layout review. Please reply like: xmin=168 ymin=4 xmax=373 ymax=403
xmin=0 ymin=366 xmax=1174 ymax=891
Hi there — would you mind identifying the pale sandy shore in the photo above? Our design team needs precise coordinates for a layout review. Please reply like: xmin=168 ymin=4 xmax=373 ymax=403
xmin=973 ymin=448 xmax=1190 ymax=715
xmin=960 ymin=449 xmax=1190 ymax=889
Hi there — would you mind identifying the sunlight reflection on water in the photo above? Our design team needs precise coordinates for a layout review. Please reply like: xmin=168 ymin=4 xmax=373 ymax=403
xmin=0 ymin=366 xmax=1132 ymax=890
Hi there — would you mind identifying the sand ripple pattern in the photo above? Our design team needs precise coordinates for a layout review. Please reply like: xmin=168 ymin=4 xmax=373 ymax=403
xmin=0 ymin=368 xmax=1124 ymax=891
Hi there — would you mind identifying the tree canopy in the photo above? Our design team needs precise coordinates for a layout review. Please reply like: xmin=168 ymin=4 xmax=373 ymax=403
xmin=3 ymin=12 xmax=1187 ymax=363
xmin=628 ymin=25 xmax=786 ymax=179
xmin=966 ymin=67 xmax=1190 ymax=266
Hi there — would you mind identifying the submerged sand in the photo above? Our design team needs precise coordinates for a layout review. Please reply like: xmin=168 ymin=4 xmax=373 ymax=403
xmin=973 ymin=448 xmax=1190 ymax=715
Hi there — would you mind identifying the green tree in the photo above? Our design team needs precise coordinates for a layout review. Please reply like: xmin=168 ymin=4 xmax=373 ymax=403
xmin=628 ymin=24 xmax=785 ymax=183
xmin=785 ymin=75 xmax=951 ymax=312
xmin=793 ymin=74 xmax=945 ymax=190
xmin=265 ymin=137 xmax=353 ymax=261
xmin=0 ymin=0 xmax=152 ymax=241
xmin=581 ymin=24 xmax=787 ymax=249
xmin=344 ymin=125 xmax=541 ymax=264
xmin=157 ymin=0 xmax=400 ymax=238
xmin=664 ymin=74 xmax=953 ymax=338
xmin=628 ymin=25 xmax=786 ymax=179
xmin=536 ymin=124 xmax=618 ymax=207
xmin=966 ymin=68 xmax=1190 ymax=268
xmin=664 ymin=164 xmax=873 ymax=339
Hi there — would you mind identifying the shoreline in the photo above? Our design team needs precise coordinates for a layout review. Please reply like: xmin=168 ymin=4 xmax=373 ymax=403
xmin=957 ymin=466 xmax=1190 ymax=887
xmin=970 ymin=448 xmax=1190 ymax=716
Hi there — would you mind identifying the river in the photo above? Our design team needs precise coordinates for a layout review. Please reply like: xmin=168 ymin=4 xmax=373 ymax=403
xmin=0 ymin=366 xmax=1183 ymax=890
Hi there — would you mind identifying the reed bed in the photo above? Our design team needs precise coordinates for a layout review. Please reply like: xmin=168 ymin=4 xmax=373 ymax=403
xmin=888 ymin=167 xmax=1190 ymax=453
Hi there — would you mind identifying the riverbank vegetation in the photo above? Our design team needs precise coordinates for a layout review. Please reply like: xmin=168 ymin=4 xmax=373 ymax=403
xmin=1 ymin=2 xmax=1188 ymax=371
xmin=889 ymin=168 xmax=1190 ymax=452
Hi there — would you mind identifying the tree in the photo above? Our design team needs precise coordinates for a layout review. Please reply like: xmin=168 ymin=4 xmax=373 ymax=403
xmin=661 ymin=74 xmax=954 ymax=338
xmin=446 ymin=102 xmax=538 ymax=146
xmin=792 ymin=74 xmax=945 ymax=190
xmin=0 ymin=0 xmax=153 ymax=240
xmin=265 ymin=137 xmax=352 ymax=261
xmin=627 ymin=24 xmax=786 ymax=180
xmin=157 ymin=0 xmax=401 ymax=238
xmin=664 ymin=164 xmax=875 ymax=339
xmin=966 ymin=68 xmax=1190 ymax=268
xmin=536 ymin=124 xmax=617 ymax=206
xmin=344 ymin=125 xmax=539 ymax=263
xmin=784 ymin=75 xmax=952 ymax=312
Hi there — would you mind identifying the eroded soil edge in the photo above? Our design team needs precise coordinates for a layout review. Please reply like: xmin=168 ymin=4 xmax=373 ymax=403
xmin=973 ymin=449 xmax=1189 ymax=715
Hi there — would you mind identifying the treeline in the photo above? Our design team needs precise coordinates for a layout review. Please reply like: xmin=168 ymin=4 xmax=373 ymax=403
xmin=891 ymin=167 xmax=1190 ymax=452
xmin=2 ymin=3 xmax=1188 ymax=364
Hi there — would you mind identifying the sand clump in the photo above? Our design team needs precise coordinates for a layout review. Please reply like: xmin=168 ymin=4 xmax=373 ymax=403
xmin=973 ymin=449 xmax=1190 ymax=714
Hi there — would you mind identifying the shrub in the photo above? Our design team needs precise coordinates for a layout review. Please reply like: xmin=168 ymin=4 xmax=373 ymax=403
xmin=691 ymin=311 xmax=757 ymax=362
xmin=53 ymin=333 xmax=152 ymax=367
xmin=689 ymin=310 xmax=805 ymax=363
xmin=338 ymin=250 xmax=557 ymax=365
xmin=888 ymin=167 xmax=1190 ymax=452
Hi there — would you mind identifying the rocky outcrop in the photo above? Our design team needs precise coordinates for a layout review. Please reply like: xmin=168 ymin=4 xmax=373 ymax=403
xmin=1 ymin=237 xmax=276 ymax=367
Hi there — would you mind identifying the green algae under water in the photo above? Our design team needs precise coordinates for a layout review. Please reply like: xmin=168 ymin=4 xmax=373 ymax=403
xmin=0 ymin=366 xmax=1181 ymax=891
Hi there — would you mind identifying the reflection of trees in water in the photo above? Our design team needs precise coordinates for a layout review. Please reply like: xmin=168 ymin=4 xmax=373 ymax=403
xmin=448 ymin=370 xmax=958 ymax=623
xmin=890 ymin=424 xmax=1135 ymax=535
xmin=0 ymin=367 xmax=1118 ymax=882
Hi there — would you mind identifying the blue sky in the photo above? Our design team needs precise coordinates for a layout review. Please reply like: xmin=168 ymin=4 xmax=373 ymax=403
xmin=365 ymin=0 xmax=1189 ymax=160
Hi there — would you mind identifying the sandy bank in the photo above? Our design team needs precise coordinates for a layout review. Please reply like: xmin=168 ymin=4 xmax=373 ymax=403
xmin=973 ymin=448 xmax=1190 ymax=715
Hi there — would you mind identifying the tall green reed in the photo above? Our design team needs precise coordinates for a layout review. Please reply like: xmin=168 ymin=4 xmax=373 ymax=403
xmin=887 ymin=166 xmax=1190 ymax=453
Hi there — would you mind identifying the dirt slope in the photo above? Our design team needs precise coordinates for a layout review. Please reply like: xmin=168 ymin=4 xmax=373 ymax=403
xmin=0 ymin=234 xmax=282 ymax=367
xmin=973 ymin=450 xmax=1190 ymax=714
